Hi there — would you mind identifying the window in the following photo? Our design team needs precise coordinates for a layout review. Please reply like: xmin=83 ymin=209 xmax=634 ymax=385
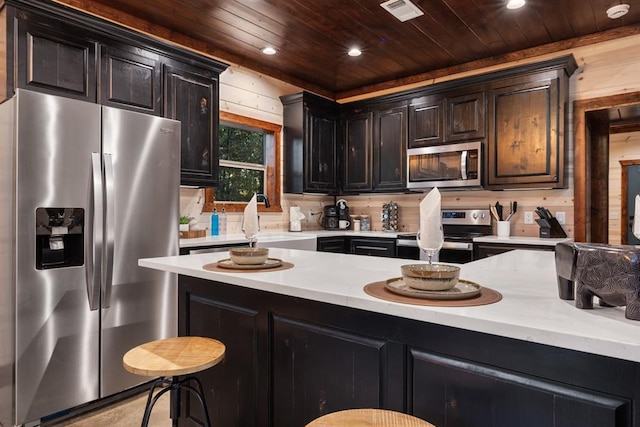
xmin=218 ymin=122 xmax=267 ymax=202
xmin=204 ymin=112 xmax=281 ymax=213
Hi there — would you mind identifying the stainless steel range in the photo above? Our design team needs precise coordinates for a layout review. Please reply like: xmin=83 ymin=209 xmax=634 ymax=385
xmin=396 ymin=209 xmax=492 ymax=263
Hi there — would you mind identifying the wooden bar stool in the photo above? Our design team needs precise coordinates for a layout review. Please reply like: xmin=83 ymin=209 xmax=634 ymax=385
xmin=306 ymin=408 xmax=435 ymax=427
xmin=123 ymin=336 xmax=225 ymax=427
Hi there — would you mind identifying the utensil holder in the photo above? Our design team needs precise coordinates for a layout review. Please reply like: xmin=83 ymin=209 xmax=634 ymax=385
xmin=497 ymin=221 xmax=510 ymax=238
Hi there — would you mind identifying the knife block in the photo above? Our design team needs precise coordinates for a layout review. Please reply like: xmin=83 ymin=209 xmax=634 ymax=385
xmin=536 ymin=217 xmax=567 ymax=238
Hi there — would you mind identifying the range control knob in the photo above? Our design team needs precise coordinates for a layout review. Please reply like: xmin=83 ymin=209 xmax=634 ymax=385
xmin=472 ymin=212 xmax=478 ymax=220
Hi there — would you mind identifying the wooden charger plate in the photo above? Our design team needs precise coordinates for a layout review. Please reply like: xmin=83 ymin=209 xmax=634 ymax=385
xmin=363 ymin=279 xmax=502 ymax=307
xmin=218 ymin=258 xmax=283 ymax=270
xmin=385 ymin=277 xmax=481 ymax=300
xmin=203 ymin=259 xmax=295 ymax=273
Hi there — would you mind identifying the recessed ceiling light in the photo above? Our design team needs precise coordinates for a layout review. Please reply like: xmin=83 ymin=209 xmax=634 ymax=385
xmin=506 ymin=0 xmax=525 ymax=9
xmin=606 ymin=4 xmax=630 ymax=19
xmin=262 ymin=47 xmax=277 ymax=55
xmin=348 ymin=48 xmax=362 ymax=57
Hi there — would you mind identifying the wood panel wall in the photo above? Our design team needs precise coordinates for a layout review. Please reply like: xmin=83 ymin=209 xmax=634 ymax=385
xmin=180 ymin=33 xmax=640 ymax=238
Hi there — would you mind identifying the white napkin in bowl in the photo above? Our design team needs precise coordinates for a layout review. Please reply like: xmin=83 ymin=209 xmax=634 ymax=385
xmin=634 ymin=194 xmax=640 ymax=239
xmin=243 ymin=193 xmax=259 ymax=239
xmin=418 ymin=187 xmax=443 ymax=251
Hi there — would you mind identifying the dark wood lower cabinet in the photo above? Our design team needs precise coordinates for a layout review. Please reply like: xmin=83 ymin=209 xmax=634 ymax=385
xmin=473 ymin=242 xmax=555 ymax=259
xmin=272 ymin=315 xmax=392 ymax=426
xmin=410 ymin=349 xmax=628 ymax=426
xmin=182 ymin=293 xmax=265 ymax=427
xmin=179 ymin=276 xmax=639 ymax=427
xmin=316 ymin=236 xmax=347 ymax=253
xmin=350 ymin=238 xmax=396 ymax=257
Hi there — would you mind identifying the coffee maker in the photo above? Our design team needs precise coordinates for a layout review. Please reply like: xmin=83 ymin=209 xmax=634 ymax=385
xmin=336 ymin=199 xmax=349 ymax=221
xmin=322 ymin=205 xmax=339 ymax=229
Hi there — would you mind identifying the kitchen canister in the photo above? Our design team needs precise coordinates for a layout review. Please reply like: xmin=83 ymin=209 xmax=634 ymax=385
xmin=360 ymin=215 xmax=371 ymax=231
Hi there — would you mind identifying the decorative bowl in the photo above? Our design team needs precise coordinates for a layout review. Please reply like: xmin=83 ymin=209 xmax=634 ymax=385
xmin=400 ymin=263 xmax=460 ymax=291
xmin=229 ymin=247 xmax=269 ymax=265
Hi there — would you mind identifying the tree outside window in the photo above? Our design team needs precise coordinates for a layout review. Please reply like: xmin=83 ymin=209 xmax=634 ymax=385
xmin=217 ymin=122 xmax=267 ymax=202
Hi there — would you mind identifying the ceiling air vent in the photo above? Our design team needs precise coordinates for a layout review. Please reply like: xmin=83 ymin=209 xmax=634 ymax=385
xmin=380 ymin=0 xmax=424 ymax=22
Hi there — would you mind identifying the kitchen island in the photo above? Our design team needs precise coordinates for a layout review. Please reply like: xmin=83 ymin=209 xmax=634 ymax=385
xmin=139 ymin=249 xmax=640 ymax=427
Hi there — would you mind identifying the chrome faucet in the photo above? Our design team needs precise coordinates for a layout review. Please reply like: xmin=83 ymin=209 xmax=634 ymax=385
xmin=256 ymin=193 xmax=270 ymax=208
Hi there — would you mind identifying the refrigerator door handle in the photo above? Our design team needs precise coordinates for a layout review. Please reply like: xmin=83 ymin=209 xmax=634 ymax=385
xmin=87 ymin=152 xmax=102 ymax=311
xmin=102 ymin=153 xmax=115 ymax=308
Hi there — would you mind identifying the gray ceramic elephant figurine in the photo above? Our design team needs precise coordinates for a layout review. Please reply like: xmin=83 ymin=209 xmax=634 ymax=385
xmin=555 ymin=242 xmax=640 ymax=320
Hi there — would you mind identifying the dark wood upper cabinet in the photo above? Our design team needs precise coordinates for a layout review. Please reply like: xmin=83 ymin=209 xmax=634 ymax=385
xmin=5 ymin=1 xmax=228 ymax=188
xmin=15 ymin=15 xmax=97 ymax=102
xmin=99 ymin=44 xmax=162 ymax=115
xmin=487 ymin=77 xmax=563 ymax=189
xmin=373 ymin=103 xmax=407 ymax=191
xmin=343 ymin=108 xmax=373 ymax=192
xmin=409 ymin=91 xmax=484 ymax=148
xmin=165 ymin=63 xmax=220 ymax=187
xmin=409 ymin=94 xmax=444 ymax=147
xmin=281 ymin=91 xmax=339 ymax=194
xmin=445 ymin=91 xmax=485 ymax=142
xmin=484 ymin=57 xmax=576 ymax=189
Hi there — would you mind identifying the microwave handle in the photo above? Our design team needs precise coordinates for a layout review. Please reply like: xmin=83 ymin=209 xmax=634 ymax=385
xmin=460 ymin=150 xmax=468 ymax=180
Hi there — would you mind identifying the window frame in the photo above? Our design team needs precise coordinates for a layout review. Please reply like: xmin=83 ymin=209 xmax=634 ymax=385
xmin=204 ymin=111 xmax=282 ymax=213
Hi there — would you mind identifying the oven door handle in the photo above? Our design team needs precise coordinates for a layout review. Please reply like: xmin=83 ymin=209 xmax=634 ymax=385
xmin=460 ymin=150 xmax=468 ymax=180
xmin=442 ymin=241 xmax=473 ymax=251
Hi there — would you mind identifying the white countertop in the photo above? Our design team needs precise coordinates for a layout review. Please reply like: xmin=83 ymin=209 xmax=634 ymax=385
xmin=139 ymin=249 xmax=640 ymax=363
xmin=473 ymin=235 xmax=573 ymax=246
xmin=180 ymin=230 xmax=400 ymax=248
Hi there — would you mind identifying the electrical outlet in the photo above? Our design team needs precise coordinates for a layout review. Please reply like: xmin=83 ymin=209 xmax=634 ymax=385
xmin=524 ymin=211 xmax=534 ymax=224
xmin=556 ymin=211 xmax=566 ymax=224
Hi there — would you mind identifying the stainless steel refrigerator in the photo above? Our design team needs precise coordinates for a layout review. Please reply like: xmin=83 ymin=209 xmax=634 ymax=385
xmin=0 ymin=89 xmax=180 ymax=427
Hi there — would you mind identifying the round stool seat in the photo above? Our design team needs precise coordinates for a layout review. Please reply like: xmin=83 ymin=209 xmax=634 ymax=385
xmin=306 ymin=409 xmax=434 ymax=427
xmin=123 ymin=336 xmax=225 ymax=377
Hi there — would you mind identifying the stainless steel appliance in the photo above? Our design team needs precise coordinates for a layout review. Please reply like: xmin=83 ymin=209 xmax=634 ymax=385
xmin=407 ymin=141 xmax=482 ymax=189
xmin=0 ymin=90 xmax=180 ymax=427
xmin=396 ymin=209 xmax=491 ymax=263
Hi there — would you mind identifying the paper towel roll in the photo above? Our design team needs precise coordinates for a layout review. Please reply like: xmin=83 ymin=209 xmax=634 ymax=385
xmin=290 ymin=206 xmax=305 ymax=232
xmin=290 ymin=206 xmax=306 ymax=221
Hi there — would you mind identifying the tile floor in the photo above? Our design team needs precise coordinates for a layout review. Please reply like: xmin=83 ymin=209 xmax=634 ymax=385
xmin=51 ymin=392 xmax=171 ymax=427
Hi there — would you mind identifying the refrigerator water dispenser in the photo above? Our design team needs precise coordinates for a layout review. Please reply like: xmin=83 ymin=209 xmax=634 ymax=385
xmin=35 ymin=207 xmax=84 ymax=269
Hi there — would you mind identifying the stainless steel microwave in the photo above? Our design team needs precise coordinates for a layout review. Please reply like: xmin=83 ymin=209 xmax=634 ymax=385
xmin=407 ymin=141 xmax=482 ymax=189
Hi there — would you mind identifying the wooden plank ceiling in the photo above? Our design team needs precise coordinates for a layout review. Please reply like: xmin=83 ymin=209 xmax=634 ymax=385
xmin=59 ymin=0 xmax=640 ymax=99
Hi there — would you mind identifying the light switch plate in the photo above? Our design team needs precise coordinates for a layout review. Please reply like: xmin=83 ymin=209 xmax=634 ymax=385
xmin=556 ymin=211 xmax=566 ymax=224
xmin=524 ymin=212 xmax=534 ymax=224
